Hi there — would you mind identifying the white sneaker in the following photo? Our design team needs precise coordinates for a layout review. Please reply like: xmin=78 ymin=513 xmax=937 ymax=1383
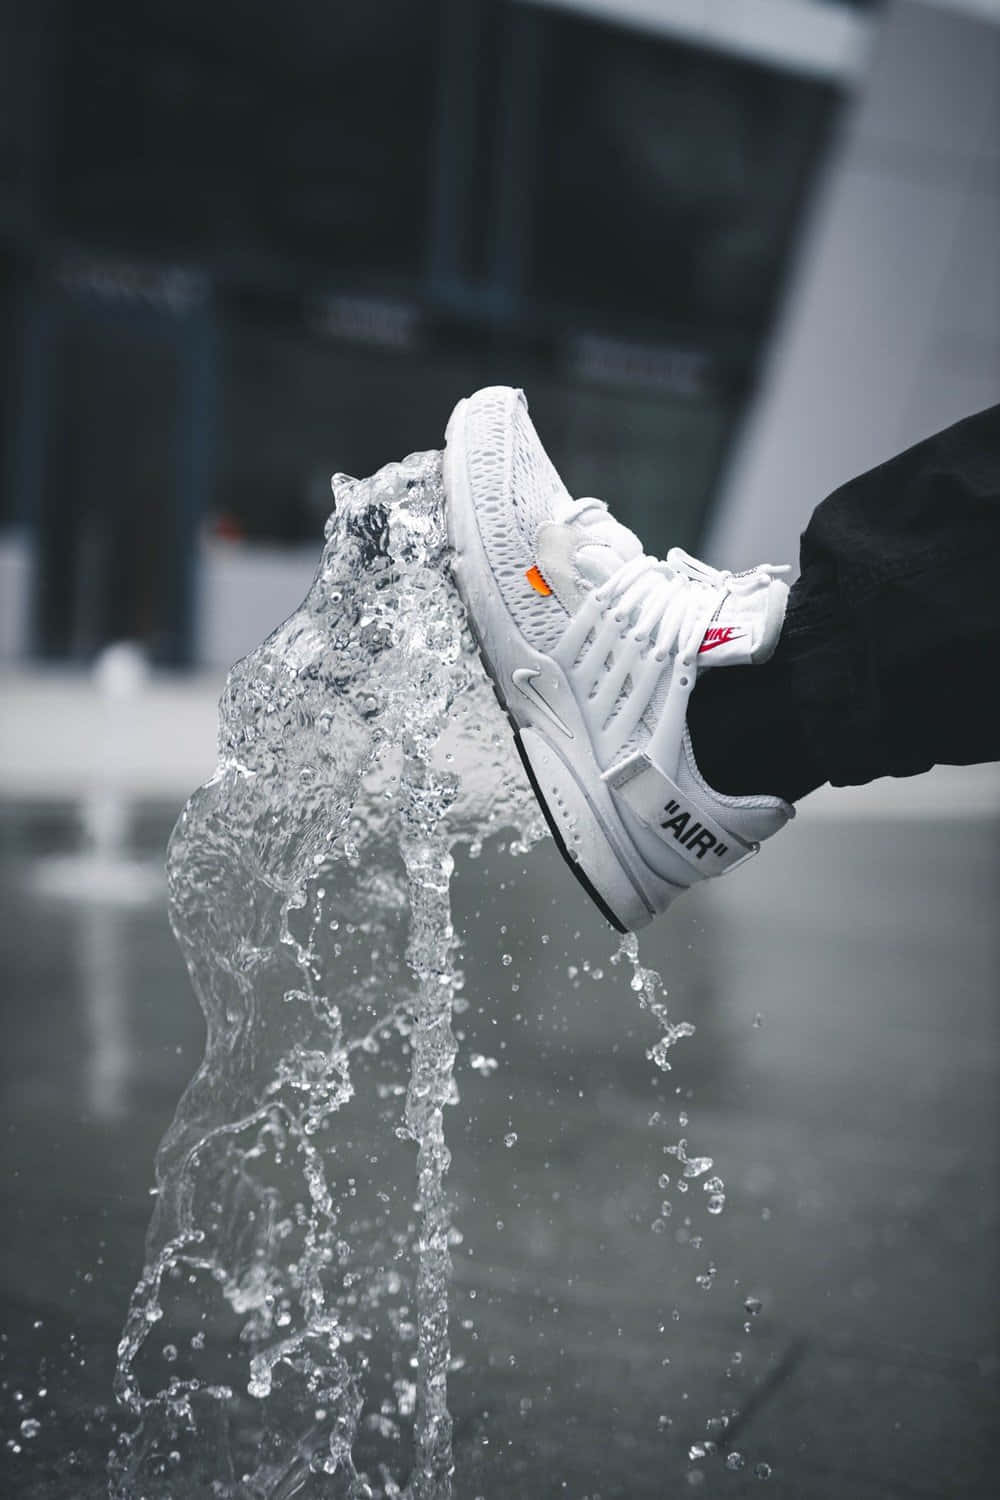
xmin=444 ymin=386 xmax=794 ymax=931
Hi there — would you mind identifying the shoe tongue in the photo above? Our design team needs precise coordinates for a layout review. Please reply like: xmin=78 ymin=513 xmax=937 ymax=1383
xmin=695 ymin=577 xmax=789 ymax=669
xmin=561 ymin=500 xmax=643 ymax=586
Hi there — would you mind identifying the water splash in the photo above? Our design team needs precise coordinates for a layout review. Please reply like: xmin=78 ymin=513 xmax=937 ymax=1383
xmin=613 ymin=933 xmax=695 ymax=1070
xmin=110 ymin=450 xmax=542 ymax=1499
xmin=613 ymin=921 xmax=753 ymax=1482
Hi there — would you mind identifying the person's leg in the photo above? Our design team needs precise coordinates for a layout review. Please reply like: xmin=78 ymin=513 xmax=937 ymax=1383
xmin=689 ymin=404 xmax=1000 ymax=801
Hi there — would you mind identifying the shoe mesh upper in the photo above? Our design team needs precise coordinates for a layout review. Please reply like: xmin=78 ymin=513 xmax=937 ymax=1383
xmin=509 ymin=398 xmax=570 ymax=541
xmin=464 ymin=389 xmax=571 ymax=654
xmin=454 ymin=384 xmax=792 ymax=905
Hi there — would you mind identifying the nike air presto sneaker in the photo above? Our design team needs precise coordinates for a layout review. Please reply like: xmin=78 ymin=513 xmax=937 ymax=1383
xmin=444 ymin=386 xmax=794 ymax=932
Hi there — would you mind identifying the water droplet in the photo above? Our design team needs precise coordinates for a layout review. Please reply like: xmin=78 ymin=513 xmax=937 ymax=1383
xmin=19 ymin=1419 xmax=40 ymax=1440
xmin=726 ymin=1451 xmax=745 ymax=1471
xmin=753 ymin=1012 xmax=764 ymax=1028
xmin=754 ymin=1461 xmax=772 ymax=1479
xmin=503 ymin=1132 xmax=517 ymax=1149
xmin=500 ymin=953 xmax=512 ymax=967
xmin=707 ymin=1194 xmax=726 ymax=1215
xmin=163 ymin=1344 xmax=178 ymax=1362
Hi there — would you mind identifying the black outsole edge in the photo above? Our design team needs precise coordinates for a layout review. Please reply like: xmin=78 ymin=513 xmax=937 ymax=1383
xmin=511 ymin=730 xmax=628 ymax=935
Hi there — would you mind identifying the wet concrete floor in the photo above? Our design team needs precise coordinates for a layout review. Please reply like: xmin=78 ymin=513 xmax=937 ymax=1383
xmin=1 ymin=795 xmax=998 ymax=1498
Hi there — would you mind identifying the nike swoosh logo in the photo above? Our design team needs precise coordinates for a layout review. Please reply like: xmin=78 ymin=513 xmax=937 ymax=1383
xmin=511 ymin=667 xmax=573 ymax=739
xmin=698 ymin=627 xmax=744 ymax=655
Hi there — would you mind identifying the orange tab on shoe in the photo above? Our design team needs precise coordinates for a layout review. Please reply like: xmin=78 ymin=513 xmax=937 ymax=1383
xmin=525 ymin=564 xmax=552 ymax=596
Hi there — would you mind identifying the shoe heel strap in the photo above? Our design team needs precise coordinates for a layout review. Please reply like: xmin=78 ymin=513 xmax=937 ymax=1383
xmin=603 ymin=751 xmax=757 ymax=876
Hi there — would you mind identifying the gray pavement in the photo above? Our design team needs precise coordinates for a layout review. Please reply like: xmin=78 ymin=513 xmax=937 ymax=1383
xmin=1 ymin=795 xmax=997 ymax=1498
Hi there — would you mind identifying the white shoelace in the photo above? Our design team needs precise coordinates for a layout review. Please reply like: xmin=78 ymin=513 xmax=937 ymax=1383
xmin=582 ymin=506 xmax=787 ymax=664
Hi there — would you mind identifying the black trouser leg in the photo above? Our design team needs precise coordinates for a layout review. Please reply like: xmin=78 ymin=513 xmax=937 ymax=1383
xmin=689 ymin=404 xmax=1000 ymax=801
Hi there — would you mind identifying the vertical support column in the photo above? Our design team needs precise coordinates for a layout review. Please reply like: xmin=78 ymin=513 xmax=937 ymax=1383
xmin=487 ymin=2 xmax=546 ymax=321
xmin=172 ymin=287 xmax=218 ymax=668
xmin=425 ymin=0 xmax=491 ymax=309
xmin=8 ymin=276 xmax=51 ymax=654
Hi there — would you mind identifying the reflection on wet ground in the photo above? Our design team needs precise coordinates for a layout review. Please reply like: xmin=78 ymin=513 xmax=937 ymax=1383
xmin=2 ymin=797 xmax=998 ymax=1497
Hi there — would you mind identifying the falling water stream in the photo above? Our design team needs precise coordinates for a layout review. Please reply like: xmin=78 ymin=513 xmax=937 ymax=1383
xmin=107 ymin=447 xmax=736 ymax=1498
xmin=110 ymin=451 xmax=543 ymax=1499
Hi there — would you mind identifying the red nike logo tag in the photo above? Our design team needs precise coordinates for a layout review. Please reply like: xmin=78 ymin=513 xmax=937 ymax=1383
xmin=698 ymin=626 xmax=742 ymax=654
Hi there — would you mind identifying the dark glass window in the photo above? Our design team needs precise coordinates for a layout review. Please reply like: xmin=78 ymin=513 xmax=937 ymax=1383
xmin=528 ymin=9 xmax=837 ymax=360
xmin=53 ymin=0 xmax=439 ymax=282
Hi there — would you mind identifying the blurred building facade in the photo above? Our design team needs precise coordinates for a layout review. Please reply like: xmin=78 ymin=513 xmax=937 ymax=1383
xmin=709 ymin=0 xmax=1000 ymax=570
xmin=0 ymin=0 xmax=878 ymax=668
